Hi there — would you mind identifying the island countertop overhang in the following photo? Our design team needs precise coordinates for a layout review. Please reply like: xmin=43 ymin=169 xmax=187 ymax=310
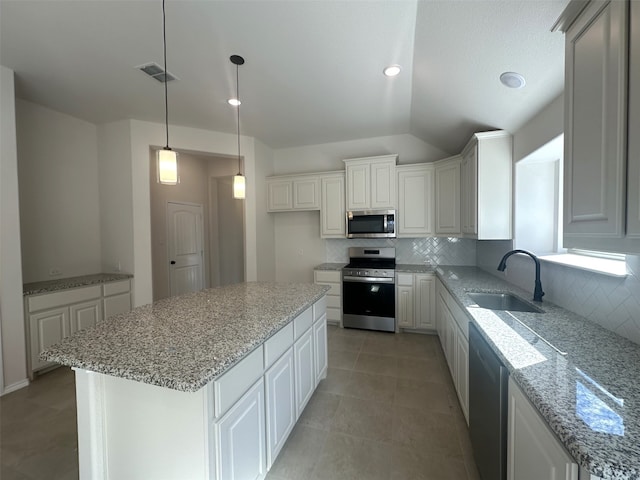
xmin=41 ymin=282 xmax=329 ymax=392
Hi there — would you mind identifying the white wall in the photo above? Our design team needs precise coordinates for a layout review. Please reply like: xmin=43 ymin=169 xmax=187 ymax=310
xmin=273 ymin=133 xmax=449 ymax=174
xmin=274 ymin=212 xmax=326 ymax=283
xmin=0 ymin=65 xmax=28 ymax=395
xmin=513 ymin=93 xmax=564 ymax=163
xmin=16 ymin=99 xmax=102 ymax=282
xmin=254 ymin=139 xmax=275 ymax=281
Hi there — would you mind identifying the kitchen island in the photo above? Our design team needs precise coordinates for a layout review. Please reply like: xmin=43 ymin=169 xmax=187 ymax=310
xmin=42 ymin=282 xmax=329 ymax=480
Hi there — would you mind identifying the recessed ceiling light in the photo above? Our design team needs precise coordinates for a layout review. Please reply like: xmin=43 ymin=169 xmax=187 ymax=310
xmin=383 ymin=65 xmax=401 ymax=77
xmin=228 ymin=98 xmax=241 ymax=106
xmin=500 ymin=71 xmax=526 ymax=89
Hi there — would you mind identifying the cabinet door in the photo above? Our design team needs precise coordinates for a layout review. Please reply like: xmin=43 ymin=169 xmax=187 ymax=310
xmin=455 ymin=330 xmax=469 ymax=424
xmin=564 ymin=0 xmax=628 ymax=242
xmin=414 ymin=274 xmax=435 ymax=330
xmin=103 ymin=293 xmax=131 ymax=320
xmin=216 ymin=378 xmax=266 ymax=480
xmin=268 ymin=180 xmax=293 ymax=211
xmin=396 ymin=285 xmax=414 ymax=328
xmin=461 ymin=146 xmax=478 ymax=236
xmin=320 ymin=175 xmax=346 ymax=238
xmin=265 ymin=348 xmax=295 ymax=469
xmin=436 ymin=290 xmax=447 ymax=347
xmin=346 ymin=163 xmax=370 ymax=210
xmin=313 ymin=314 xmax=328 ymax=385
xmin=397 ymin=167 xmax=434 ymax=237
xmin=70 ymin=300 xmax=102 ymax=334
xmin=370 ymin=160 xmax=395 ymax=209
xmin=443 ymin=306 xmax=457 ymax=379
xmin=628 ymin=0 xmax=640 ymax=237
xmin=507 ymin=378 xmax=578 ymax=480
xmin=435 ymin=160 xmax=461 ymax=234
xmin=29 ymin=307 xmax=70 ymax=371
xmin=293 ymin=178 xmax=320 ymax=210
xmin=294 ymin=328 xmax=315 ymax=418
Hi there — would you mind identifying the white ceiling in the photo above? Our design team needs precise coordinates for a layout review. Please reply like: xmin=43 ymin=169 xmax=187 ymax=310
xmin=0 ymin=0 xmax=568 ymax=155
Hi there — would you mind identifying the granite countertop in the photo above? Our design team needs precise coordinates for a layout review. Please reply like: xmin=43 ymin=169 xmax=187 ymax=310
xmin=314 ymin=263 xmax=346 ymax=271
xmin=395 ymin=263 xmax=435 ymax=273
xmin=24 ymin=273 xmax=133 ymax=296
xmin=437 ymin=266 xmax=640 ymax=480
xmin=41 ymin=282 xmax=329 ymax=393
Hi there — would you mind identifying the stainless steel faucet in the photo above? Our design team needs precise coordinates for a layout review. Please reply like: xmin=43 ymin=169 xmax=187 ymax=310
xmin=497 ymin=249 xmax=545 ymax=302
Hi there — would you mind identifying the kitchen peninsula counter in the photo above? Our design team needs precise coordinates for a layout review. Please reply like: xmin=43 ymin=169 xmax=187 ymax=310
xmin=437 ymin=266 xmax=640 ymax=480
xmin=42 ymin=281 xmax=329 ymax=392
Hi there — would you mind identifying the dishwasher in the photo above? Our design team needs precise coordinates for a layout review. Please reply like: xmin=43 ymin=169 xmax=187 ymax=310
xmin=469 ymin=322 xmax=509 ymax=480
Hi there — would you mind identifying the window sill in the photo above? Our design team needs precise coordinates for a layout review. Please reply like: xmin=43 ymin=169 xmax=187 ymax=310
xmin=538 ymin=253 xmax=628 ymax=277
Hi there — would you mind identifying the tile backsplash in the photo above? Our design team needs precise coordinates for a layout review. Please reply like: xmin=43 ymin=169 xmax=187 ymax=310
xmin=477 ymin=240 xmax=640 ymax=346
xmin=326 ymin=237 xmax=477 ymax=265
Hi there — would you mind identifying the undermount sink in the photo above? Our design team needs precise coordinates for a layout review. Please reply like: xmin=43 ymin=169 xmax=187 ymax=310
xmin=467 ymin=292 xmax=543 ymax=313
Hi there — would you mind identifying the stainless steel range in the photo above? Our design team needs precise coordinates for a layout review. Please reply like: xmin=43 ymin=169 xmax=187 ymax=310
xmin=342 ymin=247 xmax=396 ymax=332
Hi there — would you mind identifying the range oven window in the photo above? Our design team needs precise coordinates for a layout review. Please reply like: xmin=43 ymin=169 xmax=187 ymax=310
xmin=342 ymin=281 xmax=395 ymax=318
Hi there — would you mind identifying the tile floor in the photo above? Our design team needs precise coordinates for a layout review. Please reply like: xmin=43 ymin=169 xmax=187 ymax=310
xmin=0 ymin=326 xmax=480 ymax=480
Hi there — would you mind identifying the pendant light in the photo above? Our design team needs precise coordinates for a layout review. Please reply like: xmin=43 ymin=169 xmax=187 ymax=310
xmin=230 ymin=55 xmax=246 ymax=199
xmin=157 ymin=0 xmax=178 ymax=185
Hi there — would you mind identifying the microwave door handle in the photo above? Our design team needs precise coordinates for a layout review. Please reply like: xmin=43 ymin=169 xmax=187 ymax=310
xmin=383 ymin=215 xmax=387 ymax=231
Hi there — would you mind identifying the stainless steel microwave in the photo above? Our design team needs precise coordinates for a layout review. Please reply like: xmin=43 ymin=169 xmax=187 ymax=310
xmin=346 ymin=210 xmax=396 ymax=238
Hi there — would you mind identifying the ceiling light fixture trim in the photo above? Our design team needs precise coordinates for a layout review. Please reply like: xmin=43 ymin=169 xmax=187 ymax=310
xmin=500 ymin=71 xmax=526 ymax=89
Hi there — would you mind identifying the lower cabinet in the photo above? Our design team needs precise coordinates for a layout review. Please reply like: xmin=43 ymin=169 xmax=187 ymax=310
xmin=313 ymin=313 xmax=328 ymax=385
xmin=396 ymin=272 xmax=435 ymax=332
xmin=436 ymin=278 xmax=469 ymax=423
xmin=507 ymin=377 xmax=578 ymax=480
xmin=70 ymin=300 xmax=102 ymax=334
xmin=265 ymin=348 xmax=296 ymax=469
xmin=294 ymin=328 xmax=315 ymax=418
xmin=215 ymin=378 xmax=267 ymax=480
xmin=29 ymin=307 xmax=70 ymax=372
xmin=313 ymin=269 xmax=342 ymax=325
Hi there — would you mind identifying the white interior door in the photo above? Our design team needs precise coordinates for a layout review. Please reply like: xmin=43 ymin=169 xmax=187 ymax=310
xmin=167 ymin=202 xmax=205 ymax=297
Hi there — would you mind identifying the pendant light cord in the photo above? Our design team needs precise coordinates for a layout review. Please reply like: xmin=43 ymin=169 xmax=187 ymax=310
xmin=162 ymin=0 xmax=170 ymax=149
xmin=236 ymin=63 xmax=242 ymax=176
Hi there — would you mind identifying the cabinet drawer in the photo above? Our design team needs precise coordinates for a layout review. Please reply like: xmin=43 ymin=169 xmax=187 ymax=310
xmin=326 ymin=295 xmax=341 ymax=309
xmin=294 ymin=307 xmax=313 ymax=339
xmin=28 ymin=285 xmax=101 ymax=312
xmin=264 ymin=323 xmax=294 ymax=369
xmin=213 ymin=346 xmax=264 ymax=418
xmin=103 ymin=280 xmax=130 ymax=297
xmin=319 ymin=282 xmax=341 ymax=296
xmin=396 ymin=273 xmax=414 ymax=286
xmin=313 ymin=297 xmax=327 ymax=321
xmin=327 ymin=307 xmax=341 ymax=322
xmin=314 ymin=270 xmax=341 ymax=283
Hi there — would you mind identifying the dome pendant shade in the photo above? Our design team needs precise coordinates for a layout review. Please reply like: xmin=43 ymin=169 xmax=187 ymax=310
xmin=157 ymin=148 xmax=178 ymax=185
xmin=233 ymin=173 xmax=246 ymax=199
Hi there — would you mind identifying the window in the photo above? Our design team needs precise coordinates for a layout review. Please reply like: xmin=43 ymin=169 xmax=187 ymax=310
xmin=514 ymin=134 xmax=627 ymax=277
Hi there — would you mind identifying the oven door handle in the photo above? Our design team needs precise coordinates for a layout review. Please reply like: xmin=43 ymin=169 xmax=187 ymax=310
xmin=342 ymin=276 xmax=395 ymax=283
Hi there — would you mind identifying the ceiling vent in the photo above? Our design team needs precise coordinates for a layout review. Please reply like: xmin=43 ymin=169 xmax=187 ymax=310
xmin=137 ymin=62 xmax=178 ymax=83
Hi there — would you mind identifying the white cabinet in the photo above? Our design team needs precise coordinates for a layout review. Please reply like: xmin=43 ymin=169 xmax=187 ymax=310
xmin=434 ymin=156 xmax=462 ymax=235
xmin=29 ymin=307 xmax=70 ymax=372
xmin=103 ymin=279 xmax=131 ymax=320
xmin=267 ymin=174 xmax=320 ymax=212
xmin=397 ymin=164 xmax=434 ymax=237
xmin=320 ymin=172 xmax=346 ymax=238
xmin=396 ymin=272 xmax=435 ymax=332
xmin=313 ymin=313 xmax=328 ymax=385
xmin=70 ymin=300 xmax=102 ymax=334
xmin=265 ymin=347 xmax=295 ymax=469
xmin=344 ymin=154 xmax=397 ymax=210
xmin=215 ymin=378 xmax=267 ymax=480
xmin=294 ymin=328 xmax=315 ymax=418
xmin=314 ymin=269 xmax=342 ymax=325
xmin=628 ymin=0 xmax=640 ymax=238
xmin=461 ymin=131 xmax=512 ymax=239
xmin=507 ymin=377 xmax=578 ymax=480
xmin=562 ymin=0 xmax=636 ymax=252
xmin=435 ymin=278 xmax=469 ymax=423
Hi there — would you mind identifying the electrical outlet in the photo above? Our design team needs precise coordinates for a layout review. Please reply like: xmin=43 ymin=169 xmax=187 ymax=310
xmin=113 ymin=261 xmax=121 ymax=272
xmin=49 ymin=268 xmax=62 ymax=276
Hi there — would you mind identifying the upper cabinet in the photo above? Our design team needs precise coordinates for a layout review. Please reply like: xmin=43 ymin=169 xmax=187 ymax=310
xmin=434 ymin=156 xmax=462 ymax=235
xmin=267 ymin=174 xmax=320 ymax=212
xmin=397 ymin=164 xmax=435 ymax=237
xmin=344 ymin=154 xmax=397 ymax=210
xmin=561 ymin=0 xmax=640 ymax=252
xmin=461 ymin=131 xmax=512 ymax=240
xmin=320 ymin=172 xmax=346 ymax=238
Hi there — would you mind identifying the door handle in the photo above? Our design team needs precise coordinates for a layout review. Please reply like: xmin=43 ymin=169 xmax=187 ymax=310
xmin=170 ymin=260 xmax=176 ymax=265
